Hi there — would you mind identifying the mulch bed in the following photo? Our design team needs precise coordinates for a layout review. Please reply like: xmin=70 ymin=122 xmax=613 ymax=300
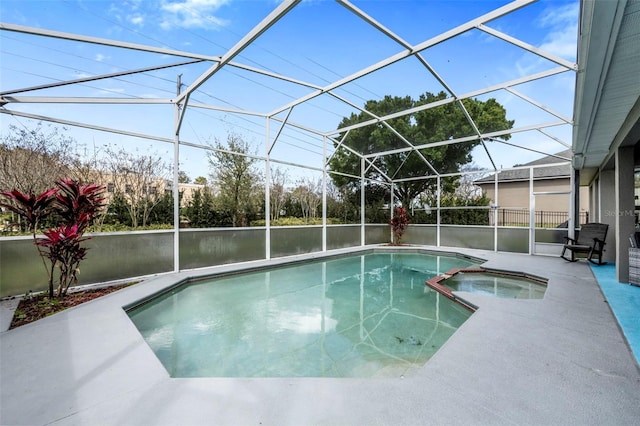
xmin=9 ymin=283 xmax=134 ymax=330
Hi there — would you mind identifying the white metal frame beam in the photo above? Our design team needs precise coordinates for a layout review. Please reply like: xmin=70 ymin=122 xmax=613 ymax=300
xmin=325 ymin=67 xmax=571 ymax=137
xmin=174 ymin=0 xmax=301 ymax=104
xmin=477 ymin=24 xmax=577 ymax=70
xmin=0 ymin=22 xmax=221 ymax=60
xmin=363 ymin=120 xmax=568 ymax=159
xmin=268 ymin=0 xmax=536 ymax=120
xmin=0 ymin=59 xmax=204 ymax=96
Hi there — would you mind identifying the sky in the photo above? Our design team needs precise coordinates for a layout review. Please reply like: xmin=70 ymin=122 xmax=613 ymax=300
xmin=0 ymin=0 xmax=580 ymax=183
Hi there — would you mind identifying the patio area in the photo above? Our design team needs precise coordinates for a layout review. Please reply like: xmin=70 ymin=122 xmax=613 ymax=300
xmin=1 ymin=246 xmax=639 ymax=425
xmin=1 ymin=0 xmax=640 ymax=423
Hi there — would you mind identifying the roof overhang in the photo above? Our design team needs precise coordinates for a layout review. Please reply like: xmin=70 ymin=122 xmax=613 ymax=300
xmin=573 ymin=0 xmax=640 ymax=185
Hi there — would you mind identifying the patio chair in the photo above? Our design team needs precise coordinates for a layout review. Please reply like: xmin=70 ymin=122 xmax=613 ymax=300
xmin=560 ymin=222 xmax=608 ymax=265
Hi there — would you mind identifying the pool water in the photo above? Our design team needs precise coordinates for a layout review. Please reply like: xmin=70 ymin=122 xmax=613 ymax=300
xmin=127 ymin=252 xmax=479 ymax=378
xmin=443 ymin=271 xmax=546 ymax=299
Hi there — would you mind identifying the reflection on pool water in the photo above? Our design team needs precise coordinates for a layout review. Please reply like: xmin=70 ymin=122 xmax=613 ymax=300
xmin=442 ymin=271 xmax=547 ymax=299
xmin=127 ymin=252 xmax=480 ymax=378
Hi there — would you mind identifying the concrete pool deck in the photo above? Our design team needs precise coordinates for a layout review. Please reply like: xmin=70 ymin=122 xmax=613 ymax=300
xmin=1 ymin=246 xmax=639 ymax=425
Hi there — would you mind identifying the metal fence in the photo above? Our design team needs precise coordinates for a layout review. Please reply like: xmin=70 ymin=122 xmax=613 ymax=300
xmin=0 ymin=213 xmax=588 ymax=297
xmin=492 ymin=209 xmax=589 ymax=228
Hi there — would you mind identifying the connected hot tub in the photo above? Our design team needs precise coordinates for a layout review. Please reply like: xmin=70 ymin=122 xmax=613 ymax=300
xmin=426 ymin=267 xmax=547 ymax=304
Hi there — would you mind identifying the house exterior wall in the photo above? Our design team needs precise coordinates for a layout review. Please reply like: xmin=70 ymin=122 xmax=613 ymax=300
xmin=615 ymin=146 xmax=635 ymax=281
xmin=179 ymin=183 xmax=208 ymax=206
xmin=599 ymin=169 xmax=617 ymax=264
xmin=478 ymin=178 xmax=589 ymax=213
xmin=81 ymin=170 xmax=205 ymax=209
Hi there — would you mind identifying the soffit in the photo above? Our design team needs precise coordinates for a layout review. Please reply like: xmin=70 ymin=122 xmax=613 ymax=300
xmin=573 ymin=0 xmax=640 ymax=183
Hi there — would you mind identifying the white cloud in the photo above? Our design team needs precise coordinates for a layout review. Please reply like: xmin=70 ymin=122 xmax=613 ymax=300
xmin=107 ymin=3 xmax=125 ymax=24
xmin=74 ymin=72 xmax=94 ymax=79
xmin=95 ymin=53 xmax=110 ymax=62
xmin=129 ymin=14 xmax=144 ymax=26
xmin=106 ymin=1 xmax=147 ymax=31
xmin=512 ymin=2 xmax=579 ymax=78
xmin=538 ymin=2 xmax=579 ymax=28
xmin=124 ymin=0 xmax=143 ymax=10
xmin=537 ymin=2 xmax=579 ymax=60
xmin=160 ymin=0 xmax=230 ymax=30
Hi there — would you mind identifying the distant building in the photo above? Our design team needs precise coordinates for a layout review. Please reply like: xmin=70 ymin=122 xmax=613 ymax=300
xmin=475 ymin=149 xmax=589 ymax=226
xmin=96 ymin=172 xmax=206 ymax=209
xmin=178 ymin=182 xmax=208 ymax=206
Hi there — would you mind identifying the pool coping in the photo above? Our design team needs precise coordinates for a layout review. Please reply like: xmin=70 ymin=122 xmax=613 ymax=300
xmin=425 ymin=266 xmax=548 ymax=311
xmin=2 ymin=245 xmax=640 ymax=425
xmin=122 ymin=245 xmax=485 ymax=313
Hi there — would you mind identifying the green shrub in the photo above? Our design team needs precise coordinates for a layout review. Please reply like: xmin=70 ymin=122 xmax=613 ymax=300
xmin=250 ymin=217 xmax=345 ymax=226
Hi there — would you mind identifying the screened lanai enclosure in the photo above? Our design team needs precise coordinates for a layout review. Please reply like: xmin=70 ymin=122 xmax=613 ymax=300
xmin=0 ymin=0 xmax=581 ymax=296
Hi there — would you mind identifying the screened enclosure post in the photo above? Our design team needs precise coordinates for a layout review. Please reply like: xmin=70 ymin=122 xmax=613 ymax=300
xmin=172 ymin=76 xmax=181 ymax=273
xmin=529 ymin=166 xmax=535 ymax=255
xmin=390 ymin=183 xmax=395 ymax=243
xmin=265 ymin=118 xmax=271 ymax=260
xmin=597 ymin=176 xmax=602 ymax=222
xmin=494 ymin=171 xmax=499 ymax=251
xmin=321 ymin=263 xmax=327 ymax=358
xmin=172 ymin=131 xmax=180 ymax=272
xmin=570 ymin=169 xmax=578 ymax=240
xmin=359 ymin=255 xmax=365 ymax=339
xmin=361 ymin=157 xmax=365 ymax=246
xmin=322 ymin=136 xmax=327 ymax=252
xmin=436 ymin=176 xmax=441 ymax=247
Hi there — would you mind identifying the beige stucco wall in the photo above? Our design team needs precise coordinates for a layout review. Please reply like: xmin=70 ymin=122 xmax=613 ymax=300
xmin=478 ymin=178 xmax=590 ymax=213
xmin=179 ymin=183 xmax=207 ymax=206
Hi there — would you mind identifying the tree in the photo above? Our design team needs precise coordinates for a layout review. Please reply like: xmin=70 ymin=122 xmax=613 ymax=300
xmin=328 ymin=92 xmax=514 ymax=209
xmin=178 ymin=171 xmax=191 ymax=183
xmin=362 ymin=184 xmax=391 ymax=224
xmin=69 ymin=143 xmax=111 ymax=230
xmin=326 ymin=181 xmax=353 ymax=223
xmin=194 ymin=176 xmax=208 ymax=186
xmin=69 ymin=141 xmax=105 ymax=184
xmin=184 ymin=187 xmax=223 ymax=227
xmin=148 ymin=191 xmax=176 ymax=226
xmin=439 ymin=193 xmax=492 ymax=225
xmin=184 ymin=188 xmax=207 ymax=227
xmin=102 ymin=146 xmax=171 ymax=228
xmin=0 ymin=123 xmax=76 ymax=202
xmin=102 ymin=193 xmax=132 ymax=227
xmin=291 ymin=178 xmax=321 ymax=223
xmin=270 ymin=166 xmax=288 ymax=221
xmin=455 ymin=163 xmax=488 ymax=199
xmin=324 ymin=177 xmax=389 ymax=224
xmin=208 ymin=134 xmax=263 ymax=227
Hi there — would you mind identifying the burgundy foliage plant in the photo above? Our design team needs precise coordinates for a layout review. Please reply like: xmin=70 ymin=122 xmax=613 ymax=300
xmin=390 ymin=206 xmax=409 ymax=245
xmin=0 ymin=179 xmax=105 ymax=298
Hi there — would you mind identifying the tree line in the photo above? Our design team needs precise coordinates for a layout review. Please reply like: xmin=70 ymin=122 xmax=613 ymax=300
xmin=0 ymin=125 xmax=362 ymax=231
xmin=1 ymin=92 xmax=513 ymax=232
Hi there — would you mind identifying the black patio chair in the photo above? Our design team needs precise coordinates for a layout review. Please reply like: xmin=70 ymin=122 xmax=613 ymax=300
xmin=560 ymin=222 xmax=609 ymax=265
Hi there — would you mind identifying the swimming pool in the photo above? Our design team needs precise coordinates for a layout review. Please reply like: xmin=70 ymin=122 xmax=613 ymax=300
xmin=127 ymin=251 xmax=481 ymax=378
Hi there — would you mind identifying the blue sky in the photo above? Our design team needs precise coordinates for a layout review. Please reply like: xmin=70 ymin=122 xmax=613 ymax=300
xmin=0 ymin=0 xmax=579 ymax=182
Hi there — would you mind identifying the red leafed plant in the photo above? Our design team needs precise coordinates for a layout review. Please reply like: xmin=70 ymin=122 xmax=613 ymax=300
xmin=0 ymin=188 xmax=58 ymax=234
xmin=37 ymin=224 xmax=91 ymax=297
xmin=54 ymin=178 xmax=105 ymax=232
xmin=0 ymin=179 xmax=105 ymax=298
xmin=390 ymin=206 xmax=409 ymax=245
